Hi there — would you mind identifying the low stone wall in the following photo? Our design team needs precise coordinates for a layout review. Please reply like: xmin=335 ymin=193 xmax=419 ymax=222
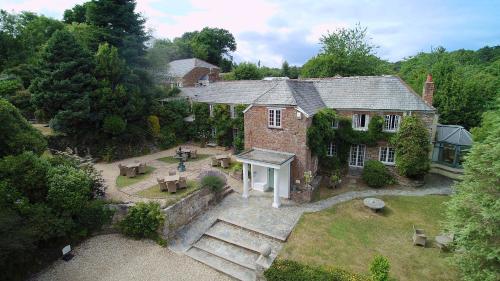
xmin=290 ymin=175 xmax=322 ymax=203
xmin=386 ymin=166 xmax=425 ymax=187
xmin=161 ymin=187 xmax=216 ymax=240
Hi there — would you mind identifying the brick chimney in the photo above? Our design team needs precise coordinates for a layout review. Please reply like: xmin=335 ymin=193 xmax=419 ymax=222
xmin=422 ymin=74 xmax=434 ymax=106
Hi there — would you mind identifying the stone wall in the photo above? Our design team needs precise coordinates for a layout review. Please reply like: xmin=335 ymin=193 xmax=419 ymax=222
xmin=290 ymin=175 xmax=322 ymax=203
xmin=161 ymin=187 xmax=216 ymax=240
xmin=244 ymin=105 xmax=317 ymax=184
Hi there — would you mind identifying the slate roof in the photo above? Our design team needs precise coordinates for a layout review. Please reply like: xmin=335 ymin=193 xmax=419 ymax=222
xmin=167 ymin=58 xmax=219 ymax=78
xmin=436 ymin=125 xmax=473 ymax=146
xmin=179 ymin=75 xmax=435 ymax=114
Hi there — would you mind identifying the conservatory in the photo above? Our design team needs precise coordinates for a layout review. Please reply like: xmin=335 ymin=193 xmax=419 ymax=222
xmin=432 ymin=125 xmax=473 ymax=168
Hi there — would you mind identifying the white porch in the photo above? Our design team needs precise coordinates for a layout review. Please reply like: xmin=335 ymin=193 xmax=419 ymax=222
xmin=235 ymin=148 xmax=294 ymax=208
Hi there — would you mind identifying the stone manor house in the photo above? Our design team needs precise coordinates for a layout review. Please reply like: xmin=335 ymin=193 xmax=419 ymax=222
xmin=180 ymin=73 xmax=437 ymax=208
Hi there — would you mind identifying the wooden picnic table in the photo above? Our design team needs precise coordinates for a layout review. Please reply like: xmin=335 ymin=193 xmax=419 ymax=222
xmin=164 ymin=174 xmax=180 ymax=183
xmin=215 ymin=154 xmax=229 ymax=160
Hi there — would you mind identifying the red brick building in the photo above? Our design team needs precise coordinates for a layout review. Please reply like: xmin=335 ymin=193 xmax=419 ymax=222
xmin=181 ymin=76 xmax=436 ymax=207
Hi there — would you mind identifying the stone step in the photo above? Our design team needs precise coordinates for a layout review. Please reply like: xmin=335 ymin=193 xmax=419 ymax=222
xmin=222 ymin=186 xmax=234 ymax=198
xmin=186 ymin=247 xmax=256 ymax=281
xmin=205 ymin=221 xmax=282 ymax=259
xmin=193 ymin=235 xmax=259 ymax=270
xmin=217 ymin=217 xmax=288 ymax=242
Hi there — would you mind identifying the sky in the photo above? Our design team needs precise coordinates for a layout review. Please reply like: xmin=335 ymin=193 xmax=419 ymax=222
xmin=2 ymin=0 xmax=500 ymax=67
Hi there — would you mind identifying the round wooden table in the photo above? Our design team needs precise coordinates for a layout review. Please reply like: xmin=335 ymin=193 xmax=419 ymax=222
xmin=363 ymin=198 xmax=385 ymax=212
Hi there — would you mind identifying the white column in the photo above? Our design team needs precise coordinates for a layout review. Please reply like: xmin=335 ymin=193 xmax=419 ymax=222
xmin=272 ymin=168 xmax=280 ymax=208
xmin=242 ymin=163 xmax=249 ymax=198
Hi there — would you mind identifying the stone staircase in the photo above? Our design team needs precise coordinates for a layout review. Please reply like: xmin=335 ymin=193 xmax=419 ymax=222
xmin=185 ymin=219 xmax=284 ymax=281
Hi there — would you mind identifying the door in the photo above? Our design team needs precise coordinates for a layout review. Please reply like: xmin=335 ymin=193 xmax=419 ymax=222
xmin=349 ymin=144 xmax=366 ymax=167
xmin=267 ymin=168 xmax=274 ymax=189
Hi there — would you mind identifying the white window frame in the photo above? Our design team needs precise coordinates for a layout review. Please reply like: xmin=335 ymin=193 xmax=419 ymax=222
xmin=268 ymin=108 xmax=282 ymax=128
xmin=379 ymin=146 xmax=396 ymax=165
xmin=349 ymin=144 xmax=366 ymax=167
xmin=209 ymin=104 xmax=214 ymax=117
xmin=176 ymin=81 xmax=183 ymax=88
xmin=352 ymin=114 xmax=369 ymax=131
xmin=230 ymin=105 xmax=236 ymax=119
xmin=332 ymin=119 xmax=339 ymax=129
xmin=383 ymin=115 xmax=401 ymax=132
xmin=327 ymin=142 xmax=337 ymax=157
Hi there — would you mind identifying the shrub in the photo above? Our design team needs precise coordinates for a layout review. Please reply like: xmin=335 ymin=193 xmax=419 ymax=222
xmin=158 ymin=127 xmax=177 ymax=149
xmin=201 ymin=175 xmax=225 ymax=191
xmin=370 ymin=255 xmax=390 ymax=281
xmin=391 ymin=116 xmax=430 ymax=178
xmin=119 ymin=202 xmax=164 ymax=239
xmin=46 ymin=165 xmax=93 ymax=214
xmin=147 ymin=115 xmax=160 ymax=137
xmin=103 ymin=115 xmax=126 ymax=135
xmin=264 ymin=259 xmax=367 ymax=281
xmin=362 ymin=160 xmax=394 ymax=188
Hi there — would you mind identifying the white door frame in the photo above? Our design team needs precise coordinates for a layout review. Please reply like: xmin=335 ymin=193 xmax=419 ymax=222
xmin=349 ymin=144 xmax=366 ymax=167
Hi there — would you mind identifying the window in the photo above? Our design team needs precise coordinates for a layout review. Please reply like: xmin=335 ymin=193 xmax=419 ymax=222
xmin=332 ymin=119 xmax=339 ymax=129
xmin=230 ymin=105 xmax=236 ymax=119
xmin=209 ymin=104 xmax=214 ymax=117
xmin=211 ymin=127 xmax=217 ymax=139
xmin=352 ymin=114 xmax=369 ymax=130
xmin=383 ymin=115 xmax=401 ymax=132
xmin=349 ymin=144 xmax=366 ymax=167
xmin=268 ymin=108 xmax=282 ymax=128
xmin=327 ymin=142 xmax=337 ymax=157
xmin=176 ymin=81 xmax=183 ymax=88
xmin=379 ymin=147 xmax=396 ymax=164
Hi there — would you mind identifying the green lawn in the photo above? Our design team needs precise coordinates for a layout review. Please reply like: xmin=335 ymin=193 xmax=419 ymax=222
xmin=280 ymin=196 xmax=458 ymax=281
xmin=115 ymin=166 xmax=156 ymax=188
xmin=157 ymin=154 xmax=211 ymax=164
xmin=136 ymin=180 xmax=200 ymax=206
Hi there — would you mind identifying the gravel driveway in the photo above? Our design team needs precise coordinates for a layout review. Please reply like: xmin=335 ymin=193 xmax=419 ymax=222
xmin=31 ymin=234 xmax=233 ymax=281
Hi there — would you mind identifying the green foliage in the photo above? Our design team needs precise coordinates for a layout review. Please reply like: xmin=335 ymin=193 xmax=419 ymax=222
xmin=391 ymin=116 xmax=430 ymax=178
xmin=191 ymin=102 xmax=211 ymax=141
xmin=103 ymin=115 xmax=127 ymax=136
xmin=362 ymin=160 xmax=394 ymax=188
xmin=301 ymin=24 xmax=391 ymax=77
xmin=264 ymin=259 xmax=367 ymax=281
xmin=147 ymin=115 xmax=161 ymax=137
xmin=212 ymin=104 xmax=233 ymax=146
xmin=370 ymin=255 xmax=391 ymax=281
xmin=233 ymin=62 xmax=263 ymax=80
xmin=398 ymin=46 xmax=499 ymax=129
xmin=0 ymin=99 xmax=46 ymax=157
xmin=445 ymin=104 xmax=500 ymax=281
xmin=46 ymin=165 xmax=92 ymax=213
xmin=307 ymin=108 xmax=337 ymax=158
xmin=201 ymin=175 xmax=225 ymax=191
xmin=119 ymin=202 xmax=164 ymax=240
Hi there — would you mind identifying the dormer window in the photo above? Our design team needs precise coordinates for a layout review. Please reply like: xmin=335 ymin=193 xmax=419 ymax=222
xmin=268 ymin=108 xmax=282 ymax=128
xmin=383 ymin=115 xmax=401 ymax=132
xmin=352 ymin=114 xmax=369 ymax=131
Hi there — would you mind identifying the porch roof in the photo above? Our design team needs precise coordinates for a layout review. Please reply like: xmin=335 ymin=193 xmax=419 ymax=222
xmin=236 ymin=148 xmax=295 ymax=166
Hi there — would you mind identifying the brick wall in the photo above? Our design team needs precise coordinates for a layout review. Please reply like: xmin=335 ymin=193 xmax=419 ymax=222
xmin=182 ymin=67 xmax=220 ymax=87
xmin=244 ymin=106 xmax=317 ymax=183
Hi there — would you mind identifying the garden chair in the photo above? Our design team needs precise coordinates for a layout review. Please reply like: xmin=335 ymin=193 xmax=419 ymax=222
xmin=166 ymin=180 xmax=177 ymax=193
xmin=211 ymin=157 xmax=219 ymax=167
xmin=182 ymin=153 xmax=189 ymax=161
xmin=126 ymin=167 xmax=137 ymax=178
xmin=190 ymin=150 xmax=198 ymax=159
xmin=157 ymin=178 xmax=167 ymax=192
xmin=168 ymin=170 xmax=177 ymax=176
xmin=178 ymin=176 xmax=188 ymax=189
xmin=118 ymin=164 xmax=127 ymax=176
xmin=413 ymin=225 xmax=427 ymax=247
xmin=138 ymin=163 xmax=147 ymax=174
xmin=221 ymin=158 xmax=230 ymax=169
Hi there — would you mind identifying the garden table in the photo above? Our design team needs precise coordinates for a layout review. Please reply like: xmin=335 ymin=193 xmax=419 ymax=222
xmin=164 ymin=174 xmax=180 ymax=183
xmin=125 ymin=162 xmax=141 ymax=169
xmin=215 ymin=155 xmax=229 ymax=160
xmin=363 ymin=198 xmax=385 ymax=212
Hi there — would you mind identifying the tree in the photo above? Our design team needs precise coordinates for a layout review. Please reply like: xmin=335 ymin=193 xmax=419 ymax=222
xmin=0 ymin=99 xmax=46 ymax=158
xmin=191 ymin=27 xmax=236 ymax=66
xmin=301 ymin=23 xmax=391 ymax=77
xmin=281 ymin=61 xmax=290 ymax=77
xmin=445 ymin=104 xmax=500 ymax=281
xmin=391 ymin=116 xmax=430 ymax=178
xmin=233 ymin=62 xmax=262 ymax=80
xmin=63 ymin=3 xmax=88 ymax=24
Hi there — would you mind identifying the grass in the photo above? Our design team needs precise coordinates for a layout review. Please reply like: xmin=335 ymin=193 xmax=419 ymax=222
xmin=136 ymin=180 xmax=200 ymax=206
xmin=32 ymin=123 xmax=56 ymax=136
xmin=280 ymin=196 xmax=458 ymax=281
xmin=157 ymin=154 xmax=211 ymax=164
xmin=115 ymin=166 xmax=156 ymax=188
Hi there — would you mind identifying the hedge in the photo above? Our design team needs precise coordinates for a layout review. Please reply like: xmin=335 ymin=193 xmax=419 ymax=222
xmin=264 ymin=259 xmax=368 ymax=281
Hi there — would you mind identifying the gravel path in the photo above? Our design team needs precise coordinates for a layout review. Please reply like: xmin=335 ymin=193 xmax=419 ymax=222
xmin=31 ymin=234 xmax=233 ymax=281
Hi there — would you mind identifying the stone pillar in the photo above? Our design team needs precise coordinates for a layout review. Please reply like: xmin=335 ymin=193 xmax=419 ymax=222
xmin=272 ymin=168 xmax=280 ymax=208
xmin=242 ymin=163 xmax=249 ymax=198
